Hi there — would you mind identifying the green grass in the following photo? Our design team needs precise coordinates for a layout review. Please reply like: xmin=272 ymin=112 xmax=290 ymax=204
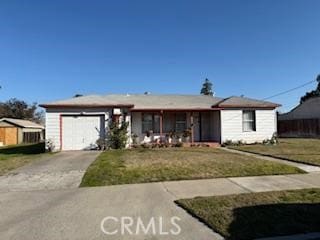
xmin=80 ymin=147 xmax=304 ymax=187
xmin=0 ymin=142 xmax=46 ymax=175
xmin=176 ymin=189 xmax=320 ymax=240
xmin=230 ymin=138 xmax=320 ymax=166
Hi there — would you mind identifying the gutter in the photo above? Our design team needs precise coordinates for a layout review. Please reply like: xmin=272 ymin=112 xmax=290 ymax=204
xmin=39 ymin=104 xmax=135 ymax=108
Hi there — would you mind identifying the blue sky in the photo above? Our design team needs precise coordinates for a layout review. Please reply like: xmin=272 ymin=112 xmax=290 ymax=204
xmin=0 ymin=0 xmax=319 ymax=112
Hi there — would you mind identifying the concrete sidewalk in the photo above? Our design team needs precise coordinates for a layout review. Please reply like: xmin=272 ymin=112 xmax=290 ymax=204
xmin=162 ymin=172 xmax=320 ymax=199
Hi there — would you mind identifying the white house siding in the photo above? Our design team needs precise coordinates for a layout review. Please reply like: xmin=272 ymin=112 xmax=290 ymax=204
xmin=45 ymin=111 xmax=61 ymax=150
xmin=220 ymin=109 xmax=276 ymax=144
xmin=45 ymin=108 xmax=112 ymax=151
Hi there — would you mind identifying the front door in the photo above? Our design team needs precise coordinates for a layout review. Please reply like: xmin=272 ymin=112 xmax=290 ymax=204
xmin=193 ymin=112 xmax=200 ymax=142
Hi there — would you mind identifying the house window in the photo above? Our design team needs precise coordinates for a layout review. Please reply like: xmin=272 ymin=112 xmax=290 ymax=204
xmin=142 ymin=113 xmax=160 ymax=133
xmin=243 ymin=110 xmax=256 ymax=132
xmin=175 ymin=113 xmax=186 ymax=133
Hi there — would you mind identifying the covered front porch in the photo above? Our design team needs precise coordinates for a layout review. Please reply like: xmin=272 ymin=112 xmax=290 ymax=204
xmin=130 ymin=110 xmax=221 ymax=145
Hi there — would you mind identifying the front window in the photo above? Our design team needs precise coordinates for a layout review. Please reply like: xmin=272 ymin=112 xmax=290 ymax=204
xmin=175 ymin=113 xmax=186 ymax=133
xmin=243 ymin=110 xmax=256 ymax=132
xmin=142 ymin=113 xmax=160 ymax=133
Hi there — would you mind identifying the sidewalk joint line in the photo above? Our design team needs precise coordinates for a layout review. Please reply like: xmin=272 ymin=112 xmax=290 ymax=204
xmin=227 ymin=178 xmax=253 ymax=193
xmin=160 ymin=182 xmax=178 ymax=199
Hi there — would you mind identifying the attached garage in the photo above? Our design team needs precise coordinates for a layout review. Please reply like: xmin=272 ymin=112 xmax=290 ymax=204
xmin=61 ymin=115 xmax=105 ymax=150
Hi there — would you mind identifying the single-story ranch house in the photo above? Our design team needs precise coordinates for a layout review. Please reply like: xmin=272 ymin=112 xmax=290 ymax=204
xmin=40 ymin=94 xmax=280 ymax=151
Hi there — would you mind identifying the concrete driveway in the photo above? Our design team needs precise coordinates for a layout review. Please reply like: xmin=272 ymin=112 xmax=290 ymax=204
xmin=0 ymin=151 xmax=99 ymax=192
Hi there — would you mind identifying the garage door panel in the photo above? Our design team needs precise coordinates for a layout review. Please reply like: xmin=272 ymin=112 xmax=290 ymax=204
xmin=62 ymin=116 xmax=104 ymax=150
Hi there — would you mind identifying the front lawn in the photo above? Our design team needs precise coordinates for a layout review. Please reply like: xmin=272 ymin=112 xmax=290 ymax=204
xmin=176 ymin=189 xmax=320 ymax=240
xmin=80 ymin=148 xmax=303 ymax=187
xmin=0 ymin=142 xmax=46 ymax=175
xmin=230 ymin=138 xmax=320 ymax=166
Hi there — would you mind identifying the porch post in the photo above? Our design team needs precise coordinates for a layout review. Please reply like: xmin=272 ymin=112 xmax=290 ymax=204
xmin=160 ymin=110 xmax=163 ymax=142
xmin=125 ymin=112 xmax=131 ymax=148
xmin=190 ymin=112 xmax=194 ymax=144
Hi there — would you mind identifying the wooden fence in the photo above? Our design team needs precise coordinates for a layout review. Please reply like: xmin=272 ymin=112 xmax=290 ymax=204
xmin=278 ymin=118 xmax=320 ymax=137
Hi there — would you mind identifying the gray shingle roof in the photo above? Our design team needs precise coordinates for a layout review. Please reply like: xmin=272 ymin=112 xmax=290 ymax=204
xmin=40 ymin=95 xmax=133 ymax=107
xmin=0 ymin=118 xmax=44 ymax=129
xmin=213 ymin=96 xmax=281 ymax=108
xmin=111 ymin=94 xmax=224 ymax=109
xmin=40 ymin=94 xmax=280 ymax=110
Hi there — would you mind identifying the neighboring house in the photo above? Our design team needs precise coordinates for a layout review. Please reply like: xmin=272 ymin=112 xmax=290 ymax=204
xmin=0 ymin=118 xmax=44 ymax=146
xmin=278 ymin=97 xmax=320 ymax=137
xmin=40 ymin=94 xmax=280 ymax=151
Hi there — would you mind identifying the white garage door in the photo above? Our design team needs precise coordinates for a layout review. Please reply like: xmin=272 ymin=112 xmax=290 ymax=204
xmin=62 ymin=116 xmax=104 ymax=150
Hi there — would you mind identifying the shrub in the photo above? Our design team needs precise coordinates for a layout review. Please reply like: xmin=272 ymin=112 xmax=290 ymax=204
xmin=107 ymin=121 xmax=129 ymax=149
xmin=263 ymin=133 xmax=278 ymax=145
xmin=222 ymin=140 xmax=244 ymax=147
xmin=96 ymin=138 xmax=107 ymax=150
xmin=183 ymin=128 xmax=192 ymax=138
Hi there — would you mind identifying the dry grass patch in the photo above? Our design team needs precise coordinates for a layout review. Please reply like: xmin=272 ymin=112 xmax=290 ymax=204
xmin=80 ymin=147 xmax=303 ymax=187
xmin=230 ymin=138 xmax=320 ymax=166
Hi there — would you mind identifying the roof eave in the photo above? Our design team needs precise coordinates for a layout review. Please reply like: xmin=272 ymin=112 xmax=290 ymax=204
xmin=0 ymin=120 xmax=44 ymax=129
xmin=39 ymin=104 xmax=135 ymax=108
xmin=213 ymin=104 xmax=281 ymax=109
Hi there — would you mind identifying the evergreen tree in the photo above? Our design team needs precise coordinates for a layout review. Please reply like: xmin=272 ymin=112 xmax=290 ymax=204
xmin=200 ymin=78 xmax=214 ymax=96
xmin=300 ymin=75 xmax=320 ymax=103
